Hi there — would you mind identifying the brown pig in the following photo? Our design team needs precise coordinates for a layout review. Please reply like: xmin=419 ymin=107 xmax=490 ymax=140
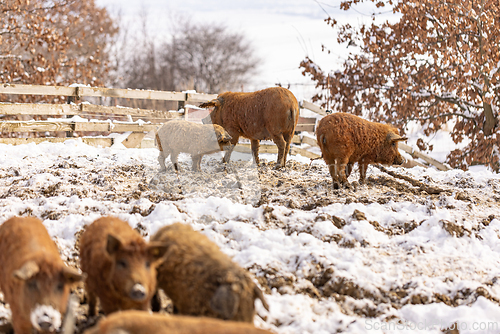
xmin=316 ymin=112 xmax=407 ymax=188
xmin=83 ymin=310 xmax=273 ymax=334
xmin=0 ymin=216 xmax=84 ymax=334
xmin=151 ymin=223 xmax=269 ymax=323
xmin=79 ymin=217 xmax=167 ymax=316
xmin=200 ymin=87 xmax=299 ymax=168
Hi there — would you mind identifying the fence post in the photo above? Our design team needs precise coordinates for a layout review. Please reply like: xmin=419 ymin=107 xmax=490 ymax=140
xmin=66 ymin=86 xmax=80 ymax=137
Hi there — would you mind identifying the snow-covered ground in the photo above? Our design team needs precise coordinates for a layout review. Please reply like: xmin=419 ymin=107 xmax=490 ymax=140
xmin=0 ymin=140 xmax=499 ymax=333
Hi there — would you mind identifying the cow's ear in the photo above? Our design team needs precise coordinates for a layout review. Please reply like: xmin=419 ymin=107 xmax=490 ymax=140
xmin=106 ymin=234 xmax=122 ymax=255
xmin=394 ymin=137 xmax=408 ymax=142
xmin=14 ymin=260 xmax=39 ymax=281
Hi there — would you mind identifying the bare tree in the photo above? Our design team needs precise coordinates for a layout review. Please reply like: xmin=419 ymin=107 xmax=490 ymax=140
xmin=164 ymin=21 xmax=259 ymax=93
xmin=121 ymin=17 xmax=259 ymax=94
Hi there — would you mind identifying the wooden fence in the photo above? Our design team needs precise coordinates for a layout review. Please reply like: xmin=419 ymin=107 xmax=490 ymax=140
xmin=0 ymin=83 xmax=449 ymax=170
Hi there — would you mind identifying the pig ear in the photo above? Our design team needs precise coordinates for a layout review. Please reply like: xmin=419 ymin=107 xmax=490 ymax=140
xmin=106 ymin=234 xmax=122 ymax=255
xmin=62 ymin=266 xmax=86 ymax=284
xmin=199 ymin=99 xmax=220 ymax=109
xmin=387 ymin=132 xmax=407 ymax=142
xmin=13 ymin=260 xmax=40 ymax=281
xmin=215 ymin=128 xmax=225 ymax=142
xmin=147 ymin=242 xmax=168 ymax=261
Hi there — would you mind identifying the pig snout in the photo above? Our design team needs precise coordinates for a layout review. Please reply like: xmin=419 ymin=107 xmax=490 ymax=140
xmin=129 ymin=283 xmax=147 ymax=301
xmin=30 ymin=305 xmax=62 ymax=332
xmin=202 ymin=115 xmax=212 ymax=124
xmin=393 ymin=155 xmax=406 ymax=165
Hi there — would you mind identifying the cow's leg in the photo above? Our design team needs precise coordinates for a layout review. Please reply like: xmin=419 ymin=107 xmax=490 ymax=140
xmin=283 ymin=131 xmax=293 ymax=166
xmin=251 ymin=139 xmax=260 ymax=165
xmin=271 ymin=134 xmax=287 ymax=168
xmin=223 ymin=135 xmax=239 ymax=164
xmin=170 ymin=152 xmax=180 ymax=172
xmin=192 ymin=155 xmax=202 ymax=172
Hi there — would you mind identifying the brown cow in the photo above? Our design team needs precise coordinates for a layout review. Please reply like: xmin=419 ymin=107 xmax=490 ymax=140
xmin=151 ymin=223 xmax=269 ymax=323
xmin=83 ymin=310 xmax=273 ymax=334
xmin=316 ymin=112 xmax=407 ymax=189
xmin=200 ymin=87 xmax=299 ymax=168
xmin=0 ymin=216 xmax=84 ymax=334
xmin=155 ymin=120 xmax=232 ymax=172
xmin=79 ymin=217 xmax=167 ymax=316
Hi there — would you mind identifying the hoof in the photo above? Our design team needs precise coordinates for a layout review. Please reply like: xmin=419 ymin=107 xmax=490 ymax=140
xmin=273 ymin=163 xmax=283 ymax=170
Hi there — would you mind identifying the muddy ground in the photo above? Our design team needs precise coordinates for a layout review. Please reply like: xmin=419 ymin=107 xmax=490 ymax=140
xmin=0 ymin=153 xmax=499 ymax=333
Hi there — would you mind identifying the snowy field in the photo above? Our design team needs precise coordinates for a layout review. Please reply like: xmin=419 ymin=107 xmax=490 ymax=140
xmin=0 ymin=140 xmax=500 ymax=333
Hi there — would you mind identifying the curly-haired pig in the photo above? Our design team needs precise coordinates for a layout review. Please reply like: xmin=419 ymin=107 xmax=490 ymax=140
xmin=150 ymin=223 xmax=269 ymax=322
xmin=0 ymin=216 xmax=84 ymax=334
xmin=200 ymin=87 xmax=299 ymax=168
xmin=83 ymin=310 xmax=273 ymax=334
xmin=316 ymin=112 xmax=407 ymax=188
xmin=155 ymin=120 xmax=232 ymax=172
xmin=79 ymin=216 xmax=167 ymax=316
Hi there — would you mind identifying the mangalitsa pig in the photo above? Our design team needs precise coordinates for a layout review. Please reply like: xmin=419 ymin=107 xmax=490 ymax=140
xmin=151 ymin=223 xmax=269 ymax=322
xmin=155 ymin=120 xmax=232 ymax=172
xmin=316 ymin=112 xmax=407 ymax=188
xmin=0 ymin=216 xmax=84 ymax=334
xmin=79 ymin=216 xmax=167 ymax=316
xmin=83 ymin=310 xmax=274 ymax=334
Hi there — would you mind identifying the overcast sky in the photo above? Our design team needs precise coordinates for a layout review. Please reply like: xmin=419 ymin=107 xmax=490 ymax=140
xmin=95 ymin=0 xmax=381 ymax=99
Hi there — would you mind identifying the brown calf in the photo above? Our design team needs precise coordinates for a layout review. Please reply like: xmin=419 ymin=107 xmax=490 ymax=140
xmin=83 ymin=310 xmax=273 ymax=334
xmin=151 ymin=223 xmax=269 ymax=322
xmin=316 ymin=112 xmax=407 ymax=188
xmin=0 ymin=216 xmax=84 ymax=334
xmin=79 ymin=217 xmax=167 ymax=316
xmin=200 ymin=87 xmax=299 ymax=168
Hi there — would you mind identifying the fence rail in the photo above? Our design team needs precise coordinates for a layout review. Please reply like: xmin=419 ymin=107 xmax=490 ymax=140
xmin=0 ymin=83 xmax=449 ymax=170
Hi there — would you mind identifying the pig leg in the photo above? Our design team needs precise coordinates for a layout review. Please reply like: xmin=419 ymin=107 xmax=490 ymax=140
xmin=158 ymin=150 xmax=167 ymax=172
xmin=338 ymin=160 xmax=350 ymax=188
xmin=283 ymin=131 xmax=293 ymax=166
xmin=170 ymin=152 xmax=180 ymax=172
xmin=359 ymin=163 xmax=369 ymax=184
xmin=151 ymin=290 xmax=161 ymax=312
xmin=192 ymin=155 xmax=202 ymax=172
xmin=329 ymin=157 xmax=350 ymax=189
xmin=328 ymin=164 xmax=342 ymax=189
xmin=88 ymin=292 xmax=97 ymax=317
xmin=251 ymin=139 xmax=260 ymax=165
xmin=272 ymin=134 xmax=287 ymax=169
xmin=223 ymin=135 xmax=239 ymax=164
xmin=345 ymin=163 xmax=354 ymax=178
